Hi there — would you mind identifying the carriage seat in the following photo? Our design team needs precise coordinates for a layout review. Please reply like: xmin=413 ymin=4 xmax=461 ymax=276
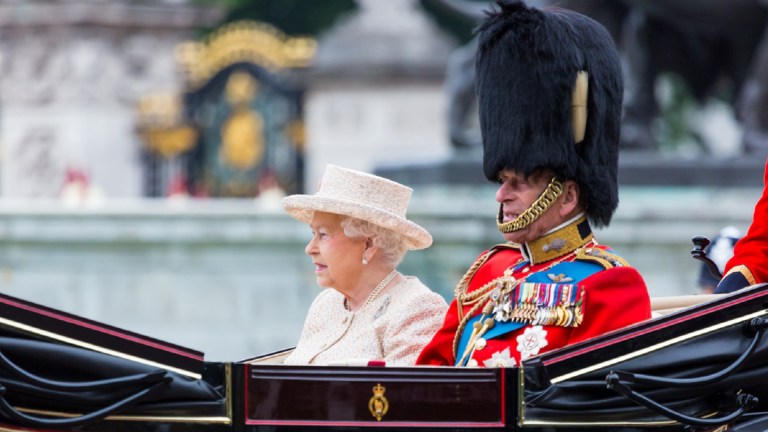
xmin=650 ymin=294 xmax=723 ymax=317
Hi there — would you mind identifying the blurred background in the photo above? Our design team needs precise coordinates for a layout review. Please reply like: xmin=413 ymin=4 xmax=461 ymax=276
xmin=0 ymin=0 xmax=766 ymax=361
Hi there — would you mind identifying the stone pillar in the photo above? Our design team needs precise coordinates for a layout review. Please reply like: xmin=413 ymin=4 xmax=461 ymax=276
xmin=303 ymin=0 xmax=457 ymax=189
xmin=0 ymin=0 xmax=220 ymax=198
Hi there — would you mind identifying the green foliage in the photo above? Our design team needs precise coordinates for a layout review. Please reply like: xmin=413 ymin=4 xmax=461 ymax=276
xmin=655 ymin=73 xmax=699 ymax=152
xmin=419 ymin=0 xmax=489 ymax=44
xmin=194 ymin=0 xmax=357 ymax=37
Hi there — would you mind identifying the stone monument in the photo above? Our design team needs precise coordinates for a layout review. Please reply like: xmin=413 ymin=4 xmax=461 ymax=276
xmin=0 ymin=0 xmax=221 ymax=199
xmin=303 ymin=0 xmax=458 ymax=190
xmin=378 ymin=0 xmax=768 ymax=187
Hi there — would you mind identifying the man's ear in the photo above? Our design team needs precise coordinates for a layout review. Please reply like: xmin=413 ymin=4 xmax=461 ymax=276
xmin=559 ymin=180 xmax=581 ymax=217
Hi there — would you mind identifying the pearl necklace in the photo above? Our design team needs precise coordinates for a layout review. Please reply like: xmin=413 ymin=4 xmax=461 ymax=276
xmin=347 ymin=269 xmax=398 ymax=312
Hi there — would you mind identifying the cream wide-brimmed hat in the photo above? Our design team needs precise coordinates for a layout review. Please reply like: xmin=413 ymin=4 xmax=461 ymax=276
xmin=282 ymin=165 xmax=432 ymax=250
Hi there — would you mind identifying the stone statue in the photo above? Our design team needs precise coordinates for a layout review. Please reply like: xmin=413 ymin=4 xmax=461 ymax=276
xmin=434 ymin=0 xmax=549 ymax=149
xmin=445 ymin=38 xmax=480 ymax=148
xmin=612 ymin=0 xmax=768 ymax=153
xmin=436 ymin=0 xmax=768 ymax=155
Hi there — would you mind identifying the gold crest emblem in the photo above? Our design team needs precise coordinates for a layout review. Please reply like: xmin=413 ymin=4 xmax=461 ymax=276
xmin=368 ymin=383 xmax=389 ymax=421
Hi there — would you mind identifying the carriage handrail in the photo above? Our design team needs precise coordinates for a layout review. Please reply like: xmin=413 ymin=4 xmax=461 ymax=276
xmin=691 ymin=235 xmax=722 ymax=280
xmin=609 ymin=317 xmax=768 ymax=388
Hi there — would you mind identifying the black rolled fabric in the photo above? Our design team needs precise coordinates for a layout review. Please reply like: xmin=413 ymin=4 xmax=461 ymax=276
xmin=0 ymin=337 xmax=226 ymax=427
xmin=523 ymin=318 xmax=768 ymax=427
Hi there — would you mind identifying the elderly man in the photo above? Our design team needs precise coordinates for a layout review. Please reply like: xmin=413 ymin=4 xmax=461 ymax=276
xmin=417 ymin=0 xmax=651 ymax=368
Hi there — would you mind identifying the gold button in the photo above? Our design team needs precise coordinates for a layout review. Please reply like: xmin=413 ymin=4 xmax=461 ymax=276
xmin=522 ymin=267 xmax=530 ymax=273
xmin=467 ymin=359 xmax=478 ymax=367
xmin=475 ymin=338 xmax=487 ymax=350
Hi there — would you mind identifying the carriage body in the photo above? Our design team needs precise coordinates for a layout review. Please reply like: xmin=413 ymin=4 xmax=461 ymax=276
xmin=0 ymin=286 xmax=767 ymax=431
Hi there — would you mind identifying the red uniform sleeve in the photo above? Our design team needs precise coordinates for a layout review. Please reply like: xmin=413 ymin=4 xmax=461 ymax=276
xmin=566 ymin=266 xmax=651 ymax=346
xmin=719 ymin=159 xmax=768 ymax=292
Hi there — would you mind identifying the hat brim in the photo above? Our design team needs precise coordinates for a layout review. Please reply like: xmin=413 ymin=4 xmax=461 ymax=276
xmin=282 ymin=194 xmax=432 ymax=250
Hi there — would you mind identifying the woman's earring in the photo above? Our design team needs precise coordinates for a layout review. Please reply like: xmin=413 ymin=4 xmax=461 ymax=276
xmin=362 ymin=257 xmax=368 ymax=265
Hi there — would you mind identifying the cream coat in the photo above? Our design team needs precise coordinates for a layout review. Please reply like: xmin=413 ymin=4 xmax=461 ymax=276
xmin=284 ymin=276 xmax=447 ymax=366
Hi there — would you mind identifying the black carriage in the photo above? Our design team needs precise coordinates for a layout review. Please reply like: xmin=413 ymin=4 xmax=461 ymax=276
xmin=0 ymin=283 xmax=767 ymax=431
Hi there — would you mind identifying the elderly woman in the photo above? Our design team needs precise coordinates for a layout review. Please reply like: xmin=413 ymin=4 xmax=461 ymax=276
xmin=281 ymin=164 xmax=447 ymax=366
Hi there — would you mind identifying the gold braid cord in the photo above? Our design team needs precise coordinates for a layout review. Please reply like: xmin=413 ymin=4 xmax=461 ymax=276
xmin=451 ymin=248 xmax=523 ymax=358
xmin=452 ymin=250 xmax=495 ymax=357
xmin=497 ymin=177 xmax=564 ymax=233
xmin=454 ymin=251 xmax=493 ymax=319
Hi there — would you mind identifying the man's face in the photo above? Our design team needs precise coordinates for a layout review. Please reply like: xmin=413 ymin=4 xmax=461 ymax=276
xmin=495 ymin=169 xmax=565 ymax=244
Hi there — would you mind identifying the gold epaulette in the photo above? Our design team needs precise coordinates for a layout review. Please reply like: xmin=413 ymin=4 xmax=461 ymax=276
xmin=454 ymin=243 xmax=522 ymax=321
xmin=575 ymin=247 xmax=629 ymax=269
xmin=454 ymin=243 xmax=520 ymax=297
xmin=724 ymin=264 xmax=757 ymax=286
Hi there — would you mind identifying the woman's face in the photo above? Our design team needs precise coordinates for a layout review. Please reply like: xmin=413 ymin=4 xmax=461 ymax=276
xmin=305 ymin=211 xmax=366 ymax=293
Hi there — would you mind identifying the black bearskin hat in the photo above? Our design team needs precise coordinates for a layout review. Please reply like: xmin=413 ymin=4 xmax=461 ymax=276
xmin=476 ymin=0 xmax=623 ymax=228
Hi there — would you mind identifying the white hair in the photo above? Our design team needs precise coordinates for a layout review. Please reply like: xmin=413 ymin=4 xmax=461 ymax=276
xmin=340 ymin=216 xmax=408 ymax=267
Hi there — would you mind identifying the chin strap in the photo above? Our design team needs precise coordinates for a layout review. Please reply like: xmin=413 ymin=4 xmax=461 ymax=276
xmin=497 ymin=177 xmax=564 ymax=233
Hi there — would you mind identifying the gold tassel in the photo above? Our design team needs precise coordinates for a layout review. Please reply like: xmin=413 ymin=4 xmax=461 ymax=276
xmin=572 ymin=71 xmax=588 ymax=144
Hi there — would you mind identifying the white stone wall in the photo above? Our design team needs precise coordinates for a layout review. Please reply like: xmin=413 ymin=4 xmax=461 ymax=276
xmin=304 ymin=82 xmax=452 ymax=191
xmin=0 ymin=1 xmax=219 ymax=198
xmin=303 ymin=0 xmax=456 ymax=191
xmin=0 ymin=186 xmax=759 ymax=362
xmin=2 ymin=105 xmax=145 ymax=198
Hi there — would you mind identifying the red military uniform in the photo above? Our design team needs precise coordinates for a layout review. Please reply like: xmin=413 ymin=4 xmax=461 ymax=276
xmin=422 ymin=1 xmax=653 ymax=367
xmin=716 ymin=159 xmax=768 ymax=293
xmin=417 ymin=216 xmax=651 ymax=367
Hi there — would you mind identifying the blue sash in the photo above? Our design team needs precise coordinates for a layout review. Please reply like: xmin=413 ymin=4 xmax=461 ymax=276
xmin=454 ymin=259 xmax=607 ymax=366
xmin=455 ymin=315 xmax=524 ymax=366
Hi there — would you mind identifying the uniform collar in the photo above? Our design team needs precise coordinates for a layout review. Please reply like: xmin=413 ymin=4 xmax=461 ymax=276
xmin=522 ymin=214 xmax=593 ymax=265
